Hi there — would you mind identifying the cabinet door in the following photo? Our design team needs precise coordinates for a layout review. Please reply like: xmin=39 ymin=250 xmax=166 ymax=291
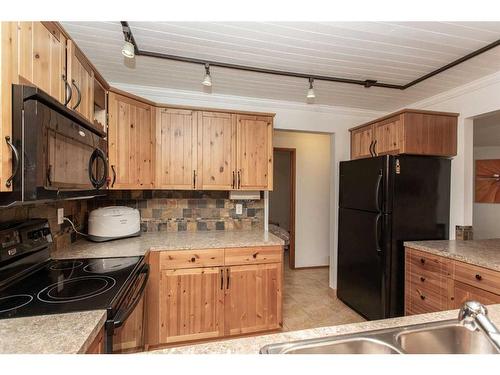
xmin=350 ymin=125 xmax=373 ymax=159
xmin=18 ymin=22 xmax=66 ymax=104
xmin=197 ymin=111 xmax=236 ymax=190
xmin=113 ymin=295 xmax=145 ymax=353
xmin=155 ymin=108 xmax=197 ymax=189
xmin=236 ymin=115 xmax=273 ymax=190
xmin=224 ymin=263 xmax=282 ymax=336
xmin=373 ymin=116 xmax=403 ymax=156
xmin=159 ymin=267 xmax=224 ymax=344
xmin=67 ymin=40 xmax=93 ymax=122
xmin=85 ymin=328 xmax=104 ymax=354
xmin=451 ymin=281 xmax=500 ymax=309
xmin=108 ymin=92 xmax=155 ymax=189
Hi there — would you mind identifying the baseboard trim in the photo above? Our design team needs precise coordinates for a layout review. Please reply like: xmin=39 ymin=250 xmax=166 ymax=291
xmin=293 ymin=265 xmax=329 ymax=270
xmin=328 ymin=287 xmax=337 ymax=299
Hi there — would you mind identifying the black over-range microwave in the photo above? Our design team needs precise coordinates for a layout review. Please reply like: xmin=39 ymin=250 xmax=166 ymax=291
xmin=0 ymin=85 xmax=108 ymax=206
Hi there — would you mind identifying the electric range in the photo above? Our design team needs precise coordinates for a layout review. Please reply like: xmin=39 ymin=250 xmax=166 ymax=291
xmin=0 ymin=219 xmax=149 ymax=353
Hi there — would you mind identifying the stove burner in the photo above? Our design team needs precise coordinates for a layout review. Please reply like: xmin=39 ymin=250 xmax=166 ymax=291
xmin=83 ymin=258 xmax=138 ymax=274
xmin=37 ymin=276 xmax=116 ymax=303
xmin=0 ymin=294 xmax=33 ymax=313
xmin=49 ymin=260 xmax=84 ymax=271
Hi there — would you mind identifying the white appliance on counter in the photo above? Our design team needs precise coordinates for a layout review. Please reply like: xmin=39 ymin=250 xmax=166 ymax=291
xmin=88 ymin=206 xmax=141 ymax=242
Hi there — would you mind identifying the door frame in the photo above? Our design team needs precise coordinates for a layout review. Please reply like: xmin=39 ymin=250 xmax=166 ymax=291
xmin=273 ymin=147 xmax=296 ymax=270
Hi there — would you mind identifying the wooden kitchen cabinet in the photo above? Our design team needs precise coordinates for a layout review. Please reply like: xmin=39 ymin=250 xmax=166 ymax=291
xmin=108 ymin=91 xmax=155 ymax=189
xmin=112 ymin=294 xmax=146 ymax=353
xmin=405 ymin=247 xmax=500 ymax=315
xmin=67 ymin=40 xmax=94 ymax=122
xmin=17 ymin=22 xmax=67 ymax=105
xmin=197 ymin=111 xmax=237 ymax=190
xmin=145 ymin=246 xmax=283 ymax=349
xmin=155 ymin=108 xmax=198 ymax=190
xmin=224 ymin=263 xmax=282 ymax=336
xmin=350 ymin=109 xmax=458 ymax=160
xmin=236 ymin=115 xmax=273 ymax=190
xmin=85 ymin=328 xmax=105 ymax=354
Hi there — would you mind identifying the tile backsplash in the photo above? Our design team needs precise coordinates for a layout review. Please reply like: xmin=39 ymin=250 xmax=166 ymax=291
xmin=89 ymin=190 xmax=264 ymax=232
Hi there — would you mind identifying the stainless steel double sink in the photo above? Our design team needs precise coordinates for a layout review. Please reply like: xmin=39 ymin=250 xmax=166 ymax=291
xmin=260 ymin=319 xmax=500 ymax=354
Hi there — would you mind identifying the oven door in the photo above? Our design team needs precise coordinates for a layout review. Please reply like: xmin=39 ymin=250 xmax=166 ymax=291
xmin=105 ymin=263 xmax=149 ymax=354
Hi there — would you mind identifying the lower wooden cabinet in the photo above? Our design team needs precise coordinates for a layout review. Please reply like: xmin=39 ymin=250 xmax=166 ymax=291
xmin=112 ymin=294 xmax=146 ymax=353
xmin=159 ymin=267 xmax=224 ymax=343
xmin=405 ymin=247 xmax=500 ymax=315
xmin=145 ymin=246 xmax=283 ymax=349
xmin=224 ymin=263 xmax=282 ymax=336
xmin=85 ymin=328 xmax=104 ymax=354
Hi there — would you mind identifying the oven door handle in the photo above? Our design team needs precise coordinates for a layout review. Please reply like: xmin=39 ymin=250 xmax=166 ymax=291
xmin=113 ymin=264 xmax=149 ymax=329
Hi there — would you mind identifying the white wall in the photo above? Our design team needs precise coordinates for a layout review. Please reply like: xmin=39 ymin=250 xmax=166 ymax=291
xmin=407 ymin=71 xmax=500 ymax=239
xmin=111 ymin=83 xmax=383 ymax=288
xmin=473 ymin=146 xmax=500 ymax=239
xmin=272 ymin=131 xmax=332 ymax=268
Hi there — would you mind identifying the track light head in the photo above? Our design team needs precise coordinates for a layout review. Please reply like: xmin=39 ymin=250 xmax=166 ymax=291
xmin=306 ymin=78 xmax=316 ymax=99
xmin=122 ymin=40 xmax=135 ymax=59
xmin=202 ymin=64 xmax=212 ymax=87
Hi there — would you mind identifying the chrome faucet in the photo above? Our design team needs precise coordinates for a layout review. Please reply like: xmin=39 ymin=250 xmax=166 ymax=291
xmin=458 ymin=301 xmax=500 ymax=351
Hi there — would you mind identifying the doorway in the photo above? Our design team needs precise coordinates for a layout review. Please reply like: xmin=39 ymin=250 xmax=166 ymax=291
xmin=269 ymin=148 xmax=296 ymax=269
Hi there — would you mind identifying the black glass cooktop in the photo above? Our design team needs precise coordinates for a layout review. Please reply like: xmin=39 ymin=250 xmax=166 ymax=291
xmin=0 ymin=256 xmax=142 ymax=319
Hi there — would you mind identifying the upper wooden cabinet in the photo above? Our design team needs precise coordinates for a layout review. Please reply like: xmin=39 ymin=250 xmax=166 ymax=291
xmin=350 ymin=109 xmax=458 ymax=160
xmin=156 ymin=108 xmax=198 ymax=190
xmin=197 ymin=111 xmax=237 ymax=190
xmin=17 ymin=22 xmax=67 ymax=105
xmin=108 ymin=92 xmax=155 ymax=189
xmin=67 ymin=40 xmax=94 ymax=123
xmin=236 ymin=115 xmax=274 ymax=190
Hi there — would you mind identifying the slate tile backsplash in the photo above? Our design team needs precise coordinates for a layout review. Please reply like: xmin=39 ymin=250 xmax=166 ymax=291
xmin=88 ymin=190 xmax=264 ymax=233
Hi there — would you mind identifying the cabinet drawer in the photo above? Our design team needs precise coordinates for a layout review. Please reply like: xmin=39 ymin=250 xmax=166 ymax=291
xmin=224 ymin=246 xmax=282 ymax=266
xmin=160 ymin=249 xmax=224 ymax=270
xmin=407 ymin=281 xmax=446 ymax=313
xmin=453 ymin=261 xmax=500 ymax=295
xmin=407 ymin=248 xmax=447 ymax=275
xmin=407 ymin=270 xmax=447 ymax=296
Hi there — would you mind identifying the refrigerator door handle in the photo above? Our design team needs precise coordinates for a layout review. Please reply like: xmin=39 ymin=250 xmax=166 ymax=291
xmin=375 ymin=170 xmax=382 ymax=212
xmin=375 ymin=213 xmax=383 ymax=255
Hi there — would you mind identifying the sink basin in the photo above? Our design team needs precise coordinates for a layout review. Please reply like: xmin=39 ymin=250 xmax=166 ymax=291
xmin=265 ymin=338 xmax=401 ymax=354
xmin=397 ymin=324 xmax=499 ymax=354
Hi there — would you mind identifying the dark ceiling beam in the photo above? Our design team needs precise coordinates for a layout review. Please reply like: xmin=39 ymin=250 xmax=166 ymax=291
xmin=121 ymin=21 xmax=500 ymax=91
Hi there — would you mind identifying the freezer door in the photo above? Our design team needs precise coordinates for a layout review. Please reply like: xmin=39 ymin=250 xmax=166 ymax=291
xmin=339 ymin=156 xmax=392 ymax=213
xmin=337 ymin=207 xmax=390 ymax=320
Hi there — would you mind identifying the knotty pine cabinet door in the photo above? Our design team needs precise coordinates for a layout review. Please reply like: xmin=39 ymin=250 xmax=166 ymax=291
xmin=108 ymin=92 xmax=155 ymax=189
xmin=17 ymin=22 xmax=67 ymax=104
xmin=350 ymin=125 xmax=373 ymax=160
xmin=373 ymin=116 xmax=403 ymax=156
xmin=159 ymin=267 xmax=225 ymax=344
xmin=236 ymin=115 xmax=273 ymax=190
xmin=197 ymin=111 xmax=237 ymax=190
xmin=224 ymin=263 xmax=282 ymax=336
xmin=155 ymin=108 xmax=198 ymax=189
xmin=67 ymin=40 xmax=94 ymax=122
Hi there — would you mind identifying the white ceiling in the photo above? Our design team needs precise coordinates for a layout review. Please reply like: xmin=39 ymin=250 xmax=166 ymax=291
xmin=61 ymin=21 xmax=500 ymax=111
xmin=474 ymin=111 xmax=500 ymax=147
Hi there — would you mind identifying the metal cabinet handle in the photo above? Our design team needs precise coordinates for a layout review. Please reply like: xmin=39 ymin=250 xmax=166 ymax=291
xmin=89 ymin=148 xmax=108 ymax=189
xmin=373 ymin=139 xmax=378 ymax=156
xmin=475 ymin=274 xmax=483 ymax=281
xmin=220 ymin=269 xmax=224 ymax=290
xmin=420 ymin=276 xmax=426 ymax=282
xmin=62 ymin=74 xmax=72 ymax=106
xmin=416 ymin=288 xmax=426 ymax=300
xmin=232 ymin=171 xmax=235 ymax=189
xmin=369 ymin=140 xmax=374 ymax=157
xmin=420 ymin=258 xmax=426 ymax=265
xmin=5 ymin=136 xmax=20 ymax=188
xmin=226 ymin=268 xmax=230 ymax=290
xmin=237 ymin=170 xmax=241 ymax=189
xmin=193 ymin=170 xmax=197 ymax=189
xmin=47 ymin=165 xmax=52 ymax=186
xmin=71 ymin=79 xmax=81 ymax=110
xmin=111 ymin=165 xmax=116 ymax=188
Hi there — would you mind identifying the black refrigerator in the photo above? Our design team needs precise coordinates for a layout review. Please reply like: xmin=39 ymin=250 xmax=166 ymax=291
xmin=337 ymin=155 xmax=451 ymax=320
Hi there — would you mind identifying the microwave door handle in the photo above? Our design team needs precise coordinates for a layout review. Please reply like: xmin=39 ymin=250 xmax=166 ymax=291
xmin=4 ymin=136 xmax=20 ymax=188
xmin=89 ymin=148 xmax=108 ymax=189
xmin=113 ymin=264 xmax=150 ymax=329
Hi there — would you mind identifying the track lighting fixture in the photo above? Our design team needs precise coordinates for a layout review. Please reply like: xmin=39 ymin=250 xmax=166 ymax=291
xmin=122 ymin=40 xmax=135 ymax=58
xmin=202 ymin=64 xmax=212 ymax=87
xmin=306 ymin=78 xmax=316 ymax=100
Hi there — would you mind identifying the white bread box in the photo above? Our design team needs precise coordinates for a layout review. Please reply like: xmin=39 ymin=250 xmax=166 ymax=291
xmin=88 ymin=206 xmax=141 ymax=242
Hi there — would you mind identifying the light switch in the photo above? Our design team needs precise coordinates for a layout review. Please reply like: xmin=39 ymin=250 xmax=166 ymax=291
xmin=235 ymin=203 xmax=243 ymax=215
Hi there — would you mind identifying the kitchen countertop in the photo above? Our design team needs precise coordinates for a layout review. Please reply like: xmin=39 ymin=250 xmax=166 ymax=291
xmin=52 ymin=229 xmax=284 ymax=260
xmin=0 ymin=310 xmax=106 ymax=354
xmin=149 ymin=304 xmax=500 ymax=354
xmin=404 ymin=239 xmax=500 ymax=272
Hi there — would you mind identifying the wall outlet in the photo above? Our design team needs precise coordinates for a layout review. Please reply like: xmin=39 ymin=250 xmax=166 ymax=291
xmin=57 ymin=208 xmax=64 ymax=225
xmin=235 ymin=203 xmax=243 ymax=215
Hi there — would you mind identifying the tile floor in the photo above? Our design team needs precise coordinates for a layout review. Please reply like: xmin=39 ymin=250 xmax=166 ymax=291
xmin=282 ymin=257 xmax=366 ymax=331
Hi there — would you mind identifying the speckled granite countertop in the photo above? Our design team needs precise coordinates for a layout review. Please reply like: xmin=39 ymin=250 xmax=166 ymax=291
xmin=404 ymin=239 xmax=500 ymax=271
xmin=52 ymin=230 xmax=284 ymax=260
xmin=0 ymin=310 xmax=106 ymax=354
xmin=150 ymin=304 xmax=500 ymax=354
